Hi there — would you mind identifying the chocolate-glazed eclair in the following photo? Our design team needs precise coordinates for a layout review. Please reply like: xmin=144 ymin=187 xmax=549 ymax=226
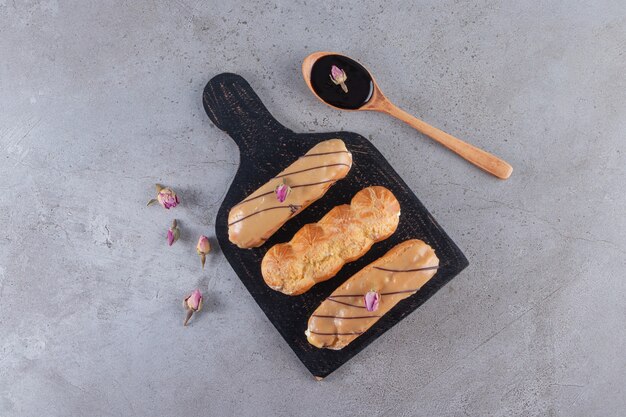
xmin=228 ymin=139 xmax=352 ymax=248
xmin=306 ymin=239 xmax=439 ymax=350
xmin=262 ymin=186 xmax=400 ymax=295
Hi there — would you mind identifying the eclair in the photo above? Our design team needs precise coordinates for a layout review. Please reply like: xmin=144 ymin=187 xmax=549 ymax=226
xmin=262 ymin=186 xmax=400 ymax=295
xmin=306 ymin=239 xmax=439 ymax=350
xmin=228 ymin=139 xmax=352 ymax=248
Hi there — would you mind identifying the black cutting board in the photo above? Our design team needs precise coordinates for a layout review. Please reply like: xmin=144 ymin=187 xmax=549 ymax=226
xmin=203 ymin=73 xmax=468 ymax=379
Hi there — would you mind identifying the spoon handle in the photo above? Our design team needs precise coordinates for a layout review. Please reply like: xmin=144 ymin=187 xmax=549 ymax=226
xmin=382 ymin=103 xmax=513 ymax=179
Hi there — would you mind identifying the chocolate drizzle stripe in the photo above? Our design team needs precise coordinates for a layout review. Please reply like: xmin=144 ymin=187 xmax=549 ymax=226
xmin=328 ymin=295 xmax=363 ymax=298
xmin=326 ymin=298 xmax=366 ymax=308
xmin=325 ymin=266 xmax=439 ymax=297
xmin=312 ymin=315 xmax=381 ymax=319
xmin=373 ymin=265 xmax=440 ymax=273
xmin=326 ymin=289 xmax=422 ymax=298
xmin=300 ymin=150 xmax=351 ymax=158
xmin=381 ymin=289 xmax=418 ymax=296
xmin=274 ymin=163 xmax=351 ymax=179
xmin=308 ymin=330 xmax=364 ymax=336
xmin=291 ymin=178 xmax=337 ymax=188
xmin=227 ymin=205 xmax=302 ymax=226
xmin=232 ymin=179 xmax=337 ymax=208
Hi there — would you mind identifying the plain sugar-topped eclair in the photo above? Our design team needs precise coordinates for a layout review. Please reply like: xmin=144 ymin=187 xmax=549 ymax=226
xmin=228 ymin=139 xmax=352 ymax=248
xmin=306 ymin=239 xmax=439 ymax=350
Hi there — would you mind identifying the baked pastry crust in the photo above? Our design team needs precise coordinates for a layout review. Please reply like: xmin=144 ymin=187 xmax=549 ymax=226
xmin=305 ymin=239 xmax=439 ymax=349
xmin=261 ymin=186 xmax=400 ymax=295
xmin=228 ymin=139 xmax=352 ymax=249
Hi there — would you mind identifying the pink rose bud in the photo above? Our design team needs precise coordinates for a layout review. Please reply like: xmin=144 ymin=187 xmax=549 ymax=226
xmin=330 ymin=65 xmax=346 ymax=81
xmin=196 ymin=235 xmax=211 ymax=269
xmin=186 ymin=289 xmax=202 ymax=310
xmin=364 ymin=291 xmax=380 ymax=312
xmin=329 ymin=65 xmax=348 ymax=93
xmin=167 ymin=219 xmax=180 ymax=246
xmin=183 ymin=289 xmax=203 ymax=326
xmin=274 ymin=182 xmax=291 ymax=203
xmin=147 ymin=184 xmax=179 ymax=209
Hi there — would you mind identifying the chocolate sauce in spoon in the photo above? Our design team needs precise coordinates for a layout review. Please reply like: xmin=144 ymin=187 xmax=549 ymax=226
xmin=309 ymin=54 xmax=374 ymax=110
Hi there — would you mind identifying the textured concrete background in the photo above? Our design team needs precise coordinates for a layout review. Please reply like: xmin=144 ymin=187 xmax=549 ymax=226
xmin=1 ymin=0 xmax=625 ymax=416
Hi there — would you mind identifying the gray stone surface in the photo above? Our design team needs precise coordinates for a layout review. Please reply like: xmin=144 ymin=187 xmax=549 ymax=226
xmin=1 ymin=0 xmax=625 ymax=416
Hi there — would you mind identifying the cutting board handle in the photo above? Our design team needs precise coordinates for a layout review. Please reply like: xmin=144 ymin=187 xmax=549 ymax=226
xmin=203 ymin=73 xmax=293 ymax=154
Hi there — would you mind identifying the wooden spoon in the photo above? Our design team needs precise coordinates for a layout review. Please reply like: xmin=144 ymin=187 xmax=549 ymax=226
xmin=302 ymin=51 xmax=513 ymax=179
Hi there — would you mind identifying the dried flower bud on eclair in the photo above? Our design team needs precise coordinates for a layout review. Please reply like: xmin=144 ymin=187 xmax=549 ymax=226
xmin=274 ymin=181 xmax=291 ymax=203
xmin=364 ymin=291 xmax=380 ymax=312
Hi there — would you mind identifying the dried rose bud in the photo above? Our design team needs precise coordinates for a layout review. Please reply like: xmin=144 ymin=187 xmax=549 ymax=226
xmin=167 ymin=219 xmax=180 ymax=246
xmin=196 ymin=235 xmax=211 ymax=269
xmin=183 ymin=289 xmax=203 ymax=326
xmin=147 ymin=184 xmax=179 ymax=209
xmin=364 ymin=291 xmax=380 ymax=312
xmin=330 ymin=65 xmax=348 ymax=93
xmin=274 ymin=181 xmax=291 ymax=203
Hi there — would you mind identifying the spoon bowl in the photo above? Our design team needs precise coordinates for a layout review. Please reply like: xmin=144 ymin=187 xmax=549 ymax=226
xmin=302 ymin=51 xmax=513 ymax=179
